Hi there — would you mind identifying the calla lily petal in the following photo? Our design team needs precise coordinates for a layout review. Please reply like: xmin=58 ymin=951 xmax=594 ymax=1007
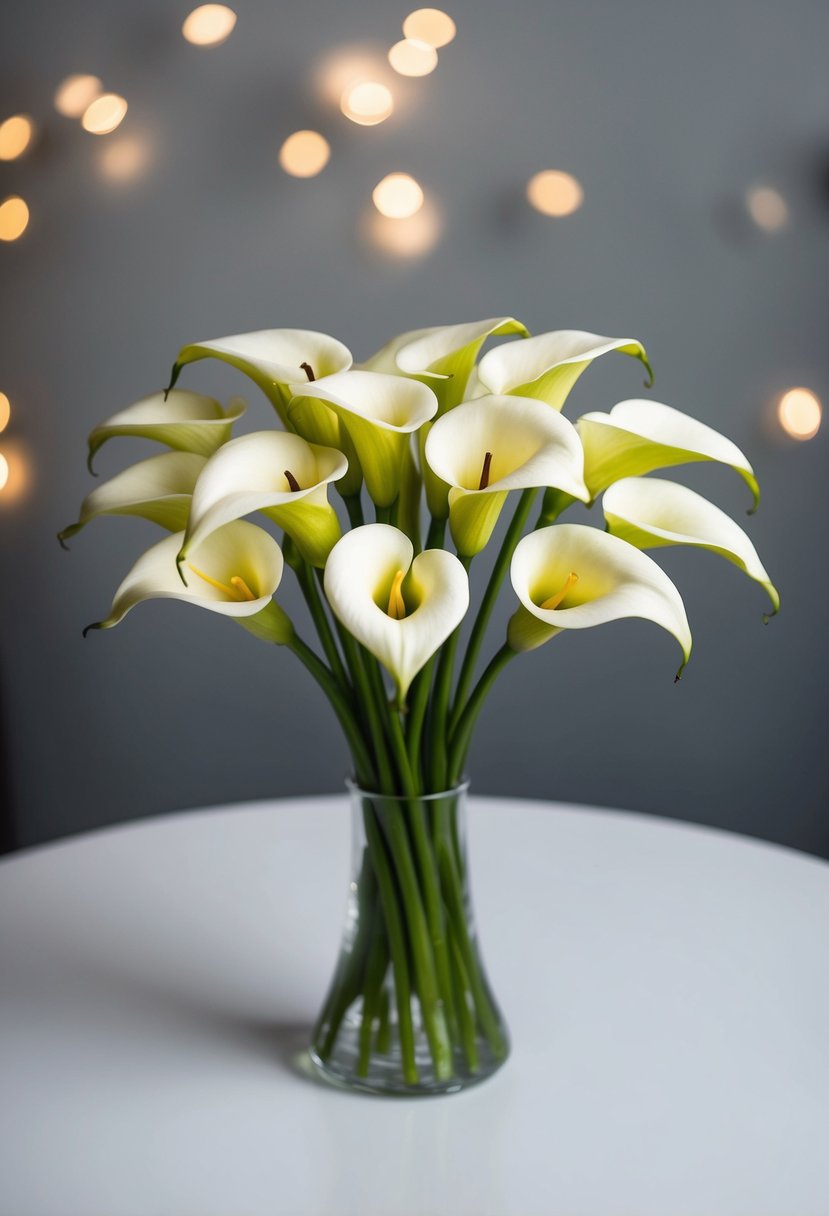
xmin=85 ymin=521 xmax=291 ymax=643
xmin=324 ymin=524 xmax=469 ymax=701
xmin=178 ymin=430 xmax=347 ymax=570
xmin=87 ymin=390 xmax=245 ymax=473
xmin=603 ymin=477 xmax=779 ymax=615
xmin=290 ymin=370 xmax=437 ymax=508
xmin=478 ymin=329 xmax=652 ymax=410
xmin=577 ymin=399 xmax=760 ymax=509
xmin=424 ymin=395 xmax=589 ymax=556
xmin=58 ymin=451 xmax=206 ymax=546
xmin=508 ymin=523 xmax=692 ymax=677
xmin=167 ymin=329 xmax=353 ymax=424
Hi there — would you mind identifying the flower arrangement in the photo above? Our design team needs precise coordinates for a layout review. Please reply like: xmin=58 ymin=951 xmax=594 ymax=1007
xmin=62 ymin=319 xmax=777 ymax=1094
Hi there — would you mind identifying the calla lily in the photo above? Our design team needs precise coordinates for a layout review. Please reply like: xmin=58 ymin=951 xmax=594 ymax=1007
xmin=87 ymin=390 xmax=245 ymax=473
xmin=508 ymin=523 xmax=692 ymax=678
xmin=290 ymin=370 xmax=437 ymax=508
xmin=363 ymin=317 xmax=529 ymax=413
xmin=324 ymin=524 xmax=469 ymax=702
xmin=177 ymin=430 xmax=347 ymax=571
xmin=166 ymin=329 xmax=353 ymax=425
xmin=577 ymin=399 xmax=760 ymax=509
xmin=477 ymin=329 xmax=652 ymax=410
xmin=424 ymin=395 xmax=589 ymax=556
xmin=84 ymin=521 xmax=292 ymax=644
xmin=603 ymin=477 xmax=779 ymax=615
xmin=58 ymin=451 xmax=206 ymax=547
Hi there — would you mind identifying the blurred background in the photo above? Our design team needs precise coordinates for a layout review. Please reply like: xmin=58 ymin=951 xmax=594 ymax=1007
xmin=1 ymin=0 xmax=827 ymax=856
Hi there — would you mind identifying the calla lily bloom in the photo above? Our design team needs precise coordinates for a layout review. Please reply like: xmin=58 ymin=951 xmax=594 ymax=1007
xmin=603 ymin=477 xmax=779 ymax=615
xmin=87 ymin=390 xmax=245 ymax=474
xmin=508 ymin=523 xmax=692 ymax=678
xmin=577 ymin=399 xmax=760 ymax=509
xmin=290 ymin=370 xmax=437 ymax=508
xmin=58 ymin=451 xmax=206 ymax=547
xmin=424 ymin=395 xmax=589 ymax=556
xmin=477 ymin=329 xmax=652 ymax=409
xmin=177 ymin=431 xmax=347 ymax=571
xmin=166 ymin=329 xmax=353 ymax=425
xmin=324 ymin=524 xmax=469 ymax=702
xmin=84 ymin=520 xmax=292 ymax=645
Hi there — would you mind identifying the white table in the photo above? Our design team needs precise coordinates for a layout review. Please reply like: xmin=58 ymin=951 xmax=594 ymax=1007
xmin=1 ymin=797 xmax=827 ymax=1216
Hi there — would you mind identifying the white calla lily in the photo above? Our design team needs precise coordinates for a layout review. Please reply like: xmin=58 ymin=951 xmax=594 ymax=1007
xmin=424 ymin=395 xmax=589 ymax=556
xmin=58 ymin=451 xmax=206 ymax=547
xmin=167 ymin=329 xmax=353 ymax=425
xmin=84 ymin=521 xmax=292 ymax=644
xmin=87 ymin=390 xmax=245 ymax=473
xmin=177 ymin=430 xmax=346 ymax=570
xmin=508 ymin=523 xmax=692 ymax=678
xmin=290 ymin=370 xmax=437 ymax=508
xmin=478 ymin=329 xmax=652 ymax=409
xmin=324 ymin=524 xmax=469 ymax=702
xmin=603 ymin=477 xmax=779 ymax=615
xmin=577 ymin=399 xmax=760 ymax=509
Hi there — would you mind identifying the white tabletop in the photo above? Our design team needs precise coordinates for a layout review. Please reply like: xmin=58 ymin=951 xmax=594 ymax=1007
xmin=1 ymin=796 xmax=827 ymax=1216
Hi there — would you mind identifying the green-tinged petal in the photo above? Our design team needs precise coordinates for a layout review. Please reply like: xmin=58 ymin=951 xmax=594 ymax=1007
xmin=290 ymin=370 xmax=437 ymax=508
xmin=87 ymin=390 xmax=245 ymax=473
xmin=508 ymin=523 xmax=692 ymax=678
xmin=424 ymin=395 xmax=589 ymax=555
xmin=603 ymin=477 xmax=779 ymax=615
xmin=167 ymin=329 xmax=353 ymax=424
xmin=478 ymin=329 xmax=652 ymax=410
xmin=58 ymin=451 xmax=206 ymax=546
xmin=285 ymin=395 xmax=363 ymax=498
xmin=577 ymin=399 xmax=760 ymax=509
xmin=323 ymin=524 xmax=469 ymax=702
xmin=85 ymin=521 xmax=288 ymax=639
xmin=177 ymin=431 xmax=346 ymax=570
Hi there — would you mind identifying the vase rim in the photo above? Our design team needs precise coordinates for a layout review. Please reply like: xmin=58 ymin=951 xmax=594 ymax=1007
xmin=345 ymin=777 xmax=470 ymax=803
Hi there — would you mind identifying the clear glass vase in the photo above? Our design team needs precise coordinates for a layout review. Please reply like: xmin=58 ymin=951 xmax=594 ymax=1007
xmin=310 ymin=781 xmax=509 ymax=1095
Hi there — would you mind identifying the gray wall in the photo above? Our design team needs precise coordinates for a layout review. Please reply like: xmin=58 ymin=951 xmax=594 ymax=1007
xmin=1 ymin=0 xmax=827 ymax=854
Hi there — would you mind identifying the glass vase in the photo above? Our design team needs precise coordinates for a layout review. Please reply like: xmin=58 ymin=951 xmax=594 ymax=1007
xmin=310 ymin=781 xmax=509 ymax=1095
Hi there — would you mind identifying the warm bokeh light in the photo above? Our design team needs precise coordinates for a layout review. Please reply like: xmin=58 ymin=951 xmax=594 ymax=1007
xmin=527 ymin=169 xmax=584 ymax=217
xmin=388 ymin=38 xmax=438 ymax=77
xmin=82 ymin=94 xmax=128 ymax=135
xmin=98 ymin=136 xmax=150 ymax=182
xmin=402 ymin=8 xmax=456 ymax=48
xmin=54 ymin=74 xmax=103 ymax=118
xmin=278 ymin=130 xmax=331 ymax=178
xmin=0 ymin=392 xmax=10 ymax=433
xmin=0 ymin=196 xmax=30 ymax=242
xmin=0 ymin=453 xmax=8 ymax=493
xmin=777 ymin=387 xmax=822 ymax=441
xmin=0 ymin=439 xmax=31 ymax=503
xmin=341 ymin=82 xmax=394 ymax=126
xmin=746 ymin=185 xmax=789 ymax=232
xmin=182 ymin=4 xmax=237 ymax=46
xmin=366 ymin=199 xmax=442 ymax=258
xmin=372 ymin=172 xmax=424 ymax=219
xmin=314 ymin=47 xmax=388 ymax=107
xmin=0 ymin=115 xmax=35 ymax=161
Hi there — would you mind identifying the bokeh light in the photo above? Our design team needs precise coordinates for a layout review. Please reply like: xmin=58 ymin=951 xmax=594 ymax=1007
xmin=98 ymin=136 xmax=150 ymax=182
xmin=279 ymin=130 xmax=331 ymax=178
xmin=0 ymin=439 xmax=31 ymax=503
xmin=746 ymin=185 xmax=789 ymax=232
xmin=402 ymin=8 xmax=456 ymax=48
xmin=527 ymin=169 xmax=584 ymax=217
xmin=0 ymin=393 xmax=10 ymax=433
xmin=0 ymin=115 xmax=35 ymax=161
xmin=777 ymin=387 xmax=822 ymax=441
xmin=366 ymin=200 xmax=442 ymax=258
xmin=0 ymin=196 xmax=30 ymax=242
xmin=388 ymin=39 xmax=438 ymax=77
xmin=372 ymin=173 xmax=424 ymax=218
xmin=182 ymin=4 xmax=237 ymax=46
xmin=341 ymin=82 xmax=394 ymax=126
xmin=0 ymin=453 xmax=8 ymax=493
xmin=82 ymin=94 xmax=128 ymax=135
xmin=54 ymin=75 xmax=102 ymax=118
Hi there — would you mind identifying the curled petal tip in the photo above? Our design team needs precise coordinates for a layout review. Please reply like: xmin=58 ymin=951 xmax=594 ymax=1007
xmin=86 ymin=450 xmax=99 ymax=477
xmin=175 ymin=552 xmax=189 ymax=586
xmin=82 ymin=622 xmax=102 ymax=639
xmin=164 ymin=361 xmax=182 ymax=402
xmin=57 ymin=530 xmax=70 ymax=551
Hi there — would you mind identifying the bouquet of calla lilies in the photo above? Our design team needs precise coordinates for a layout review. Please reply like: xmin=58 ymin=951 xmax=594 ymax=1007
xmin=62 ymin=317 xmax=778 ymax=1090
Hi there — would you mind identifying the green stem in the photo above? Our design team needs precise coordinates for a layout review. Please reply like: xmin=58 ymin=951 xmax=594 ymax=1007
xmin=405 ymin=659 xmax=434 ymax=782
xmin=425 ymin=515 xmax=446 ymax=550
xmin=343 ymin=494 xmax=364 ymax=529
xmin=295 ymin=562 xmax=349 ymax=692
xmin=375 ymin=500 xmax=397 ymax=525
xmin=332 ymin=628 xmax=394 ymax=793
xmin=428 ymin=623 xmax=463 ymax=792
xmin=315 ymin=851 xmax=378 ymax=1058
xmin=288 ymin=635 xmax=375 ymax=787
xmin=448 ymin=644 xmax=516 ymax=786
xmin=450 ymin=488 xmax=537 ymax=733
xmin=449 ymin=924 xmax=480 ymax=1073
xmin=357 ymin=913 xmax=389 ymax=1077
